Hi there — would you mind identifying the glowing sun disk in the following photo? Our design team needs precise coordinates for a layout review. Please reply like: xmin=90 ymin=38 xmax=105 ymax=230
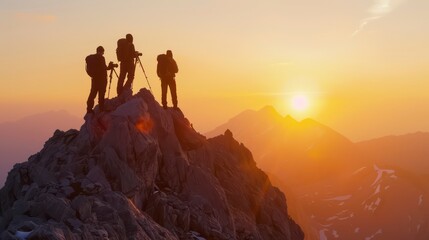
xmin=291 ymin=95 xmax=309 ymax=111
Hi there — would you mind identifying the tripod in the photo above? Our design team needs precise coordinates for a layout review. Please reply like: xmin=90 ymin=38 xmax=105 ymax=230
xmin=135 ymin=55 xmax=153 ymax=94
xmin=108 ymin=67 xmax=119 ymax=98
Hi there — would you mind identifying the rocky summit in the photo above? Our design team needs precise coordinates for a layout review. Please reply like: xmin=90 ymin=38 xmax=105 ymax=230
xmin=0 ymin=89 xmax=303 ymax=240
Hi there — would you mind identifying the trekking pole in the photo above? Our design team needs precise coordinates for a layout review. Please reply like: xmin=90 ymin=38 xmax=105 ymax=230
xmin=136 ymin=56 xmax=153 ymax=94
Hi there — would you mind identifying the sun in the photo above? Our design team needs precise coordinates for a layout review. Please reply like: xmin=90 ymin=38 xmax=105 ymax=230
xmin=291 ymin=94 xmax=310 ymax=112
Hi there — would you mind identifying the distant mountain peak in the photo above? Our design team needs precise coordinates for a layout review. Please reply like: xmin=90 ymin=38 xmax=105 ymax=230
xmin=258 ymin=105 xmax=279 ymax=114
xmin=0 ymin=110 xmax=81 ymax=126
xmin=284 ymin=115 xmax=298 ymax=124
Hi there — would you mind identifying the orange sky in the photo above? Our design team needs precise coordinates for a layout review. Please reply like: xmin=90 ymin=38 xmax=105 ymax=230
xmin=1 ymin=0 xmax=429 ymax=141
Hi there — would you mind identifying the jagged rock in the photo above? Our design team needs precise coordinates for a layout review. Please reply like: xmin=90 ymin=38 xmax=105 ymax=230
xmin=8 ymin=216 xmax=41 ymax=233
xmin=170 ymin=110 xmax=206 ymax=151
xmin=71 ymin=196 xmax=92 ymax=222
xmin=65 ymin=218 xmax=83 ymax=231
xmin=27 ymin=224 xmax=76 ymax=240
xmin=0 ymin=230 xmax=17 ymax=240
xmin=39 ymin=194 xmax=75 ymax=222
xmin=11 ymin=199 xmax=30 ymax=216
xmin=23 ymin=183 xmax=40 ymax=201
xmin=0 ymin=88 xmax=303 ymax=240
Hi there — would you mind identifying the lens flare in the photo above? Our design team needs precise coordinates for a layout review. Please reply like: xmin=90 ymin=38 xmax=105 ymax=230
xmin=135 ymin=115 xmax=154 ymax=134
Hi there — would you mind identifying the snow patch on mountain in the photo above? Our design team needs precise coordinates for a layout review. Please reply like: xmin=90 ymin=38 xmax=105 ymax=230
xmin=323 ymin=195 xmax=352 ymax=201
xmin=372 ymin=165 xmax=396 ymax=186
xmin=352 ymin=166 xmax=367 ymax=175
xmin=365 ymin=229 xmax=382 ymax=240
xmin=319 ymin=229 xmax=328 ymax=240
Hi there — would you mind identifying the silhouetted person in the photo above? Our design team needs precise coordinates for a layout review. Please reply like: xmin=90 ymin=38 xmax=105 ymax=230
xmin=86 ymin=46 xmax=115 ymax=114
xmin=157 ymin=50 xmax=179 ymax=109
xmin=116 ymin=33 xmax=136 ymax=95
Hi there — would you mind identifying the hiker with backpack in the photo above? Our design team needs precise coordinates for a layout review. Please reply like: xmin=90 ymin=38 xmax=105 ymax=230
xmin=85 ymin=46 xmax=117 ymax=114
xmin=116 ymin=33 xmax=138 ymax=95
xmin=157 ymin=50 xmax=179 ymax=109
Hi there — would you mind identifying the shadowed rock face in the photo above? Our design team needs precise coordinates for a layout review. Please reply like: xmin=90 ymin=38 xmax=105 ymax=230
xmin=0 ymin=89 xmax=303 ymax=240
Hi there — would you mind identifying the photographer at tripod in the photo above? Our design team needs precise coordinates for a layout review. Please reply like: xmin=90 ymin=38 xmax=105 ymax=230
xmin=85 ymin=46 xmax=118 ymax=114
xmin=116 ymin=33 xmax=139 ymax=95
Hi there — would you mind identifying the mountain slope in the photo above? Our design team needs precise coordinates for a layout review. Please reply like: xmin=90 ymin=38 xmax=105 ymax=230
xmin=0 ymin=90 xmax=303 ymax=240
xmin=0 ymin=110 xmax=82 ymax=187
xmin=357 ymin=132 xmax=429 ymax=174
xmin=207 ymin=106 xmax=429 ymax=240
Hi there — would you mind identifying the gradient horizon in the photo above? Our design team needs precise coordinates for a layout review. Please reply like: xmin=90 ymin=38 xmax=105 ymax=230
xmin=1 ymin=0 xmax=428 ymax=141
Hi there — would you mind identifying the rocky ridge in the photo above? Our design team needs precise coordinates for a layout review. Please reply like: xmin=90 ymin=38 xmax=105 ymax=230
xmin=0 ymin=89 xmax=303 ymax=240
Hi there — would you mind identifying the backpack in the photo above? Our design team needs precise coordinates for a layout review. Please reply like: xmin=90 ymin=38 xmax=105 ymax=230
xmin=116 ymin=38 xmax=128 ymax=61
xmin=156 ymin=54 xmax=167 ymax=78
xmin=85 ymin=54 xmax=97 ymax=77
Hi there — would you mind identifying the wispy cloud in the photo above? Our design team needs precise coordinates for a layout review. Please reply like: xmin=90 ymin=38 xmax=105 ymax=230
xmin=14 ymin=12 xmax=57 ymax=23
xmin=352 ymin=0 xmax=406 ymax=36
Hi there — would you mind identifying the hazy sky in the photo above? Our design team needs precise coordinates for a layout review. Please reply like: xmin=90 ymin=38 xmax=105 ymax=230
xmin=1 ymin=0 xmax=428 ymax=141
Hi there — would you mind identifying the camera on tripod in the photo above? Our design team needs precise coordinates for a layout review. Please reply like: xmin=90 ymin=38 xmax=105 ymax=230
xmin=135 ymin=51 xmax=143 ymax=57
xmin=108 ymin=61 xmax=118 ymax=70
